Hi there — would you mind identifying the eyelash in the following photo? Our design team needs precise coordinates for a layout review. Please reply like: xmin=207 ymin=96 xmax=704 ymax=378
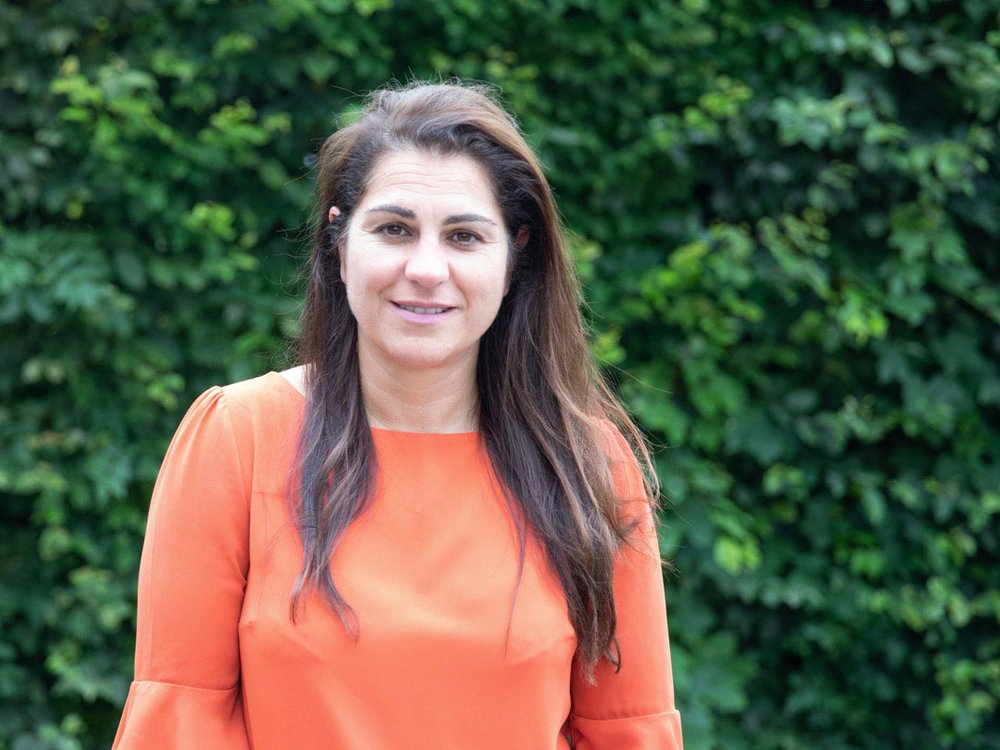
xmin=375 ymin=224 xmax=482 ymax=245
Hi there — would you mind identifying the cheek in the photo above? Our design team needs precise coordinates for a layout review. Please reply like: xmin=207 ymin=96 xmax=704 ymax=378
xmin=340 ymin=252 xmax=395 ymax=312
xmin=500 ymin=242 xmax=516 ymax=295
xmin=339 ymin=254 xmax=358 ymax=317
xmin=337 ymin=251 xmax=361 ymax=313
xmin=497 ymin=254 xmax=514 ymax=299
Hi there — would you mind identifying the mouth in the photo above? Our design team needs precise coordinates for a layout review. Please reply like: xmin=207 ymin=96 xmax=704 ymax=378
xmin=393 ymin=303 xmax=452 ymax=315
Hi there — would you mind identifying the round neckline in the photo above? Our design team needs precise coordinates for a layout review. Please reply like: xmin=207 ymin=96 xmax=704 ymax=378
xmin=266 ymin=371 xmax=480 ymax=437
xmin=371 ymin=426 xmax=480 ymax=438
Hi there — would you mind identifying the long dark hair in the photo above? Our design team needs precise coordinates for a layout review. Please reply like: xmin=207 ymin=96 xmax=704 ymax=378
xmin=292 ymin=80 xmax=658 ymax=682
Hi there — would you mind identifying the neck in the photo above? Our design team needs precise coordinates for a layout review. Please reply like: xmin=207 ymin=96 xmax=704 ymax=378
xmin=358 ymin=349 xmax=479 ymax=434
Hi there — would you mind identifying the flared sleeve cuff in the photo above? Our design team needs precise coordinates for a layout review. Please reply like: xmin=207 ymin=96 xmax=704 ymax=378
xmin=112 ymin=680 xmax=250 ymax=749
xmin=569 ymin=708 xmax=683 ymax=750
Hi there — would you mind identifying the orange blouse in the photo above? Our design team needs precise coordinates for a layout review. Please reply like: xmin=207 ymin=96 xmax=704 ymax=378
xmin=112 ymin=372 xmax=682 ymax=749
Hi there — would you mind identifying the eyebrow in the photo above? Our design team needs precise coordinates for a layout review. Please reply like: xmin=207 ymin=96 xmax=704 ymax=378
xmin=364 ymin=204 xmax=497 ymax=226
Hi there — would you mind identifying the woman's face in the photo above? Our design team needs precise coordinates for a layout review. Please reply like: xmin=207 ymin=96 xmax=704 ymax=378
xmin=340 ymin=148 xmax=510 ymax=378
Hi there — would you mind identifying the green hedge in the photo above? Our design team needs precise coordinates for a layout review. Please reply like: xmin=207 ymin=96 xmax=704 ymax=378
xmin=2 ymin=1 xmax=998 ymax=748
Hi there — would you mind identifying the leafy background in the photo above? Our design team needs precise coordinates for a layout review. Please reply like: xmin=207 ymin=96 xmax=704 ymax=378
xmin=2 ymin=0 xmax=998 ymax=748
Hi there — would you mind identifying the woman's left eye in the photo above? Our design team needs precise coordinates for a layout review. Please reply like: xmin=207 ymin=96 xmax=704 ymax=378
xmin=450 ymin=230 xmax=480 ymax=244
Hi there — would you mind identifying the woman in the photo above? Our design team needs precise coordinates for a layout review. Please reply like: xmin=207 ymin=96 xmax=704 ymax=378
xmin=113 ymin=81 xmax=683 ymax=749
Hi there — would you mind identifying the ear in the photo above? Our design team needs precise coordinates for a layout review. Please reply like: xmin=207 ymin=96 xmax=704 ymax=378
xmin=328 ymin=205 xmax=347 ymax=282
xmin=515 ymin=225 xmax=530 ymax=248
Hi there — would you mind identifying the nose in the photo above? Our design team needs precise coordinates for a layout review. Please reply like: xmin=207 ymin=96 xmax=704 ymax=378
xmin=404 ymin=236 xmax=449 ymax=287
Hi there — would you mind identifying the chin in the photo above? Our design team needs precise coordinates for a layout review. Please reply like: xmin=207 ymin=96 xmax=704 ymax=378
xmin=384 ymin=346 xmax=460 ymax=371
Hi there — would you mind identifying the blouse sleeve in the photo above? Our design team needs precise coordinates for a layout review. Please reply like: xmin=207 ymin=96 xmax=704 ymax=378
xmin=112 ymin=387 xmax=252 ymax=749
xmin=567 ymin=433 xmax=684 ymax=749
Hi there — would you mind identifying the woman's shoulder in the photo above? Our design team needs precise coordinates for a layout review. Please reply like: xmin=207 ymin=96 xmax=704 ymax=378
xmin=169 ymin=371 xmax=303 ymax=482
xmin=217 ymin=369 xmax=303 ymax=415
xmin=589 ymin=418 xmax=657 ymax=525
xmin=591 ymin=418 xmax=637 ymax=467
xmin=176 ymin=370 xmax=303 ymax=442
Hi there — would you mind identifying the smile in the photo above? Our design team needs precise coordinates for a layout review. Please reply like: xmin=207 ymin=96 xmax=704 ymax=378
xmin=395 ymin=303 xmax=451 ymax=314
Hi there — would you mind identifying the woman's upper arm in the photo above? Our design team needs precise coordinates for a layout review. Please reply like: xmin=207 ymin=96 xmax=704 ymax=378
xmin=568 ymin=430 xmax=683 ymax=748
xmin=113 ymin=386 xmax=253 ymax=750
xmin=134 ymin=385 xmax=251 ymax=687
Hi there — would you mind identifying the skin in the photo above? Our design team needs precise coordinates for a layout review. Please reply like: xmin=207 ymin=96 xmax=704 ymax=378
xmin=296 ymin=148 xmax=512 ymax=433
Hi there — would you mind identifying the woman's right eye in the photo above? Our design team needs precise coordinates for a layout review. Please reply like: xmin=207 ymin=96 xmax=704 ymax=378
xmin=377 ymin=223 xmax=410 ymax=237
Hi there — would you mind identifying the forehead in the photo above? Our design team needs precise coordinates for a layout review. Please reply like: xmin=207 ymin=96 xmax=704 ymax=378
xmin=360 ymin=149 xmax=501 ymax=215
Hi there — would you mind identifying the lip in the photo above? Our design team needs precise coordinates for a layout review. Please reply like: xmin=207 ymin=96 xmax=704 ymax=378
xmin=391 ymin=301 xmax=456 ymax=324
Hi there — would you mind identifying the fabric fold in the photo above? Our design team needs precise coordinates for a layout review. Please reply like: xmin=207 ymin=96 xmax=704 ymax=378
xmin=569 ymin=708 xmax=683 ymax=749
xmin=113 ymin=680 xmax=250 ymax=749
